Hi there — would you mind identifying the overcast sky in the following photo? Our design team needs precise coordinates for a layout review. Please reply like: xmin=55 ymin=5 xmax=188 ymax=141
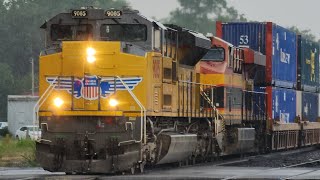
xmin=127 ymin=0 xmax=179 ymax=20
xmin=128 ymin=0 xmax=320 ymax=38
xmin=228 ymin=0 xmax=320 ymax=38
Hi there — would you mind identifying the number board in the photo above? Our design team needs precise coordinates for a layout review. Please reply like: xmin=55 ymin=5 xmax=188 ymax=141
xmin=71 ymin=10 xmax=87 ymax=18
xmin=105 ymin=10 xmax=122 ymax=18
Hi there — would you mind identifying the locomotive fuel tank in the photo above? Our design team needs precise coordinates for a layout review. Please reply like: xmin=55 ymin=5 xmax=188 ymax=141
xmin=156 ymin=133 xmax=197 ymax=164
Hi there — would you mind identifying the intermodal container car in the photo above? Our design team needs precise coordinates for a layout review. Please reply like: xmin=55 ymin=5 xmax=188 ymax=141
xmin=255 ymin=86 xmax=296 ymax=123
xmin=216 ymin=22 xmax=297 ymax=89
xmin=297 ymin=36 xmax=319 ymax=92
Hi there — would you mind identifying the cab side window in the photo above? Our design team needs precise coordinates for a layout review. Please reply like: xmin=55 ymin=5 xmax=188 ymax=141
xmin=154 ymin=28 xmax=161 ymax=52
xmin=163 ymin=29 xmax=178 ymax=60
xmin=202 ymin=48 xmax=225 ymax=62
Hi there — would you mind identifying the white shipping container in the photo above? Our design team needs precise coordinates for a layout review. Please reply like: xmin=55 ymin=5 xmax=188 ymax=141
xmin=7 ymin=95 xmax=38 ymax=135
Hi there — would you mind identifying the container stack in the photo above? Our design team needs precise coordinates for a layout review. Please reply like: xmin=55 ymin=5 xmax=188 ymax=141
xmin=297 ymin=36 xmax=320 ymax=122
xmin=216 ymin=22 xmax=301 ymax=126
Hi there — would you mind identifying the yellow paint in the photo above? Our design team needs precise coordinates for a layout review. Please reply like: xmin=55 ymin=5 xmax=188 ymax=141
xmin=39 ymin=41 xmax=147 ymax=118
xmin=39 ymin=41 xmax=239 ymax=120
xmin=200 ymin=73 xmax=244 ymax=88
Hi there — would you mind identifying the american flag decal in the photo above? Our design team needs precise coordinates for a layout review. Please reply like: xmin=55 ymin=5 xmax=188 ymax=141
xmin=46 ymin=75 xmax=142 ymax=100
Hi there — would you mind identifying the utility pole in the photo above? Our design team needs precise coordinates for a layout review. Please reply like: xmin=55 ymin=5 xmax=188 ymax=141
xmin=31 ymin=57 xmax=34 ymax=96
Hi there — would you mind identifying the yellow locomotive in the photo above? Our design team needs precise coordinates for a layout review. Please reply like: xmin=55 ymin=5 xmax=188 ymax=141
xmin=36 ymin=7 xmax=219 ymax=173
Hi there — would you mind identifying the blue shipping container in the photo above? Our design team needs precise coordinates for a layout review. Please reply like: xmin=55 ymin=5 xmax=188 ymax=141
xmin=301 ymin=91 xmax=318 ymax=122
xmin=271 ymin=87 xmax=296 ymax=123
xmin=217 ymin=22 xmax=297 ymax=88
xmin=254 ymin=86 xmax=296 ymax=123
xmin=297 ymin=36 xmax=319 ymax=92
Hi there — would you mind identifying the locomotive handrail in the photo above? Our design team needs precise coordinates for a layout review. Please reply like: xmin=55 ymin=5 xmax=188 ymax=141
xmin=178 ymin=80 xmax=226 ymax=136
xmin=179 ymin=80 xmax=226 ymax=136
xmin=179 ymin=80 xmax=217 ymax=87
xmin=33 ymin=77 xmax=58 ymax=138
xmin=116 ymin=76 xmax=147 ymax=149
xmin=199 ymin=86 xmax=225 ymax=136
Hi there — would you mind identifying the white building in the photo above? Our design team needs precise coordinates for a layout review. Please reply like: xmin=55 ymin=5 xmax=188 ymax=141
xmin=7 ymin=95 xmax=38 ymax=135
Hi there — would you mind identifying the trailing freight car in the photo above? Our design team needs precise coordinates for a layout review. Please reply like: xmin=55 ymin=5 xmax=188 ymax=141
xmin=216 ymin=21 xmax=320 ymax=150
xmin=296 ymin=36 xmax=320 ymax=147
xmin=254 ymin=86 xmax=299 ymax=150
xmin=255 ymin=87 xmax=297 ymax=122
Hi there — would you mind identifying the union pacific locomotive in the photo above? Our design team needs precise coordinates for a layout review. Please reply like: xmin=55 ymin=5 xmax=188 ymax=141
xmin=35 ymin=7 xmax=320 ymax=174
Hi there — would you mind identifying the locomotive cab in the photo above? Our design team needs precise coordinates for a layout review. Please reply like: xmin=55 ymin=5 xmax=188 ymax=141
xmin=198 ymin=37 xmax=244 ymax=123
xmin=197 ymin=36 xmax=259 ymax=155
xmin=41 ymin=7 xmax=159 ymax=56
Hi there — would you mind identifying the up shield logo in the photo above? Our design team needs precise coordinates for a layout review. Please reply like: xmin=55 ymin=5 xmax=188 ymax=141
xmin=46 ymin=75 xmax=142 ymax=100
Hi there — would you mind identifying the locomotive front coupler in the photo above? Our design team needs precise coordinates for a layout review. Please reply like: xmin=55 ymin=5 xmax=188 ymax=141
xmin=75 ymin=131 xmax=97 ymax=160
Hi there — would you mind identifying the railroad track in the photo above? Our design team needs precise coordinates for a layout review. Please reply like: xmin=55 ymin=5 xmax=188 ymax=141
xmin=221 ymin=153 xmax=320 ymax=180
xmin=221 ymin=166 xmax=315 ymax=180
xmin=139 ymin=146 xmax=319 ymax=176
xmin=1 ymin=147 xmax=320 ymax=180
xmin=286 ymin=159 xmax=320 ymax=168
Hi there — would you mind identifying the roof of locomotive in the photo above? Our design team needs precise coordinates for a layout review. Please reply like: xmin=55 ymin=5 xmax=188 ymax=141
xmin=40 ymin=7 xmax=167 ymax=30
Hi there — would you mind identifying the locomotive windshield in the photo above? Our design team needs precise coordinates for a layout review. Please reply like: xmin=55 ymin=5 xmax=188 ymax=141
xmin=51 ymin=24 xmax=93 ymax=41
xmin=202 ymin=47 xmax=225 ymax=61
xmin=100 ymin=24 xmax=147 ymax=41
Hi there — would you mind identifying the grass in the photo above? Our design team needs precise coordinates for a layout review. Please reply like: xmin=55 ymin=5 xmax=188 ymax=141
xmin=0 ymin=135 xmax=38 ymax=167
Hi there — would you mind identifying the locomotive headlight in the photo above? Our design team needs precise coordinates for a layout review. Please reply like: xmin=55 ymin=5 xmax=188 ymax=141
xmin=109 ymin=99 xmax=119 ymax=107
xmin=53 ymin=97 xmax=64 ymax=108
xmin=86 ymin=47 xmax=96 ymax=56
xmin=87 ymin=55 xmax=96 ymax=63
xmin=86 ymin=47 xmax=96 ymax=63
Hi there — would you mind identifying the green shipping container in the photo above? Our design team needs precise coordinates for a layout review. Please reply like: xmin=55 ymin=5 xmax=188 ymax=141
xmin=297 ymin=35 xmax=319 ymax=92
